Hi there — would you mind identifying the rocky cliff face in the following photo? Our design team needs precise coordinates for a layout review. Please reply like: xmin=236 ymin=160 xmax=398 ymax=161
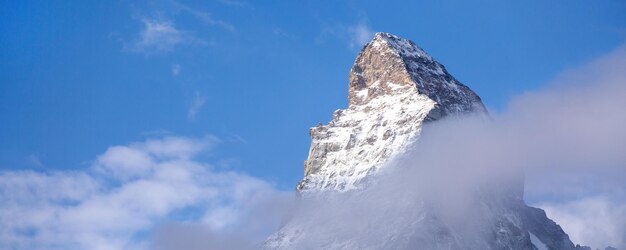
xmin=268 ymin=32 xmax=587 ymax=250
xmin=298 ymin=32 xmax=485 ymax=192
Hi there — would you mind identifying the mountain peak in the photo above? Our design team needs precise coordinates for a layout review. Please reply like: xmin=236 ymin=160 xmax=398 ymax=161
xmin=370 ymin=32 xmax=434 ymax=61
xmin=296 ymin=33 xmax=487 ymax=192
xmin=269 ymin=33 xmax=585 ymax=250
xmin=349 ymin=31 xmax=485 ymax=117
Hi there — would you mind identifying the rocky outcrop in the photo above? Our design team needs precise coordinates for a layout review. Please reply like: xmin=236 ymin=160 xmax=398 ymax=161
xmin=298 ymin=32 xmax=485 ymax=192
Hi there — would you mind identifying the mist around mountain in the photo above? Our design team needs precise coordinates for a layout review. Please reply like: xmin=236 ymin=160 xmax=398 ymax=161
xmin=264 ymin=35 xmax=626 ymax=250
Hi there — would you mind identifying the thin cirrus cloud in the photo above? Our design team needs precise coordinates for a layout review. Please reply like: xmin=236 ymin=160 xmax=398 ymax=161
xmin=317 ymin=21 xmax=374 ymax=49
xmin=171 ymin=64 xmax=181 ymax=76
xmin=123 ymin=1 xmax=235 ymax=55
xmin=124 ymin=18 xmax=204 ymax=54
xmin=172 ymin=1 xmax=236 ymax=32
xmin=217 ymin=0 xmax=251 ymax=8
xmin=187 ymin=92 xmax=207 ymax=121
xmin=347 ymin=23 xmax=374 ymax=48
xmin=0 ymin=136 xmax=292 ymax=250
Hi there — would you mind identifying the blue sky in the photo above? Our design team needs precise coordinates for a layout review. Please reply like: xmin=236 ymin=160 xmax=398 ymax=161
xmin=1 ymin=1 xmax=626 ymax=249
xmin=2 ymin=0 xmax=624 ymax=189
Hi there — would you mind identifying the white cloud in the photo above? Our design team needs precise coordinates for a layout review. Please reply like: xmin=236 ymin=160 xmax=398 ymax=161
xmin=187 ymin=92 xmax=207 ymax=121
xmin=347 ymin=23 xmax=374 ymax=48
xmin=0 ymin=136 xmax=291 ymax=250
xmin=318 ymin=21 xmax=374 ymax=49
xmin=122 ymin=1 xmax=235 ymax=54
xmin=540 ymin=197 xmax=626 ymax=249
xmin=125 ymin=18 xmax=202 ymax=54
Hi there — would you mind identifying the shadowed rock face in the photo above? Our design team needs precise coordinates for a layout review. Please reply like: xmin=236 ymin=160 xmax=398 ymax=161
xmin=269 ymin=32 xmax=587 ymax=250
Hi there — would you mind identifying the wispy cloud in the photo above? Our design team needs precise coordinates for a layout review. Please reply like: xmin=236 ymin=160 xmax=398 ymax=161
xmin=187 ymin=92 xmax=206 ymax=121
xmin=125 ymin=18 xmax=202 ymax=54
xmin=347 ymin=23 xmax=374 ymax=48
xmin=318 ymin=21 xmax=374 ymax=49
xmin=0 ymin=136 xmax=291 ymax=249
xmin=271 ymin=27 xmax=290 ymax=38
xmin=171 ymin=0 xmax=236 ymax=32
xmin=217 ymin=0 xmax=251 ymax=8
xmin=171 ymin=64 xmax=181 ymax=76
xmin=123 ymin=1 xmax=235 ymax=55
xmin=25 ymin=154 xmax=43 ymax=167
xmin=227 ymin=134 xmax=248 ymax=144
xmin=540 ymin=196 xmax=626 ymax=249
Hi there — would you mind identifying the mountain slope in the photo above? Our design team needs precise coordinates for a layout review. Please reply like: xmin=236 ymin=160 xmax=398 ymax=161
xmin=268 ymin=32 xmax=586 ymax=250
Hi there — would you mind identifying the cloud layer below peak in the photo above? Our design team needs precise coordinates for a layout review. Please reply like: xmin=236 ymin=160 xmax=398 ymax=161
xmin=0 ymin=136 xmax=291 ymax=250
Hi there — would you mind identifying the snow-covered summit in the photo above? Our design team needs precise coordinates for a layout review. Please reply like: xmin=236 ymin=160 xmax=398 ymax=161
xmin=297 ymin=32 xmax=485 ymax=192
